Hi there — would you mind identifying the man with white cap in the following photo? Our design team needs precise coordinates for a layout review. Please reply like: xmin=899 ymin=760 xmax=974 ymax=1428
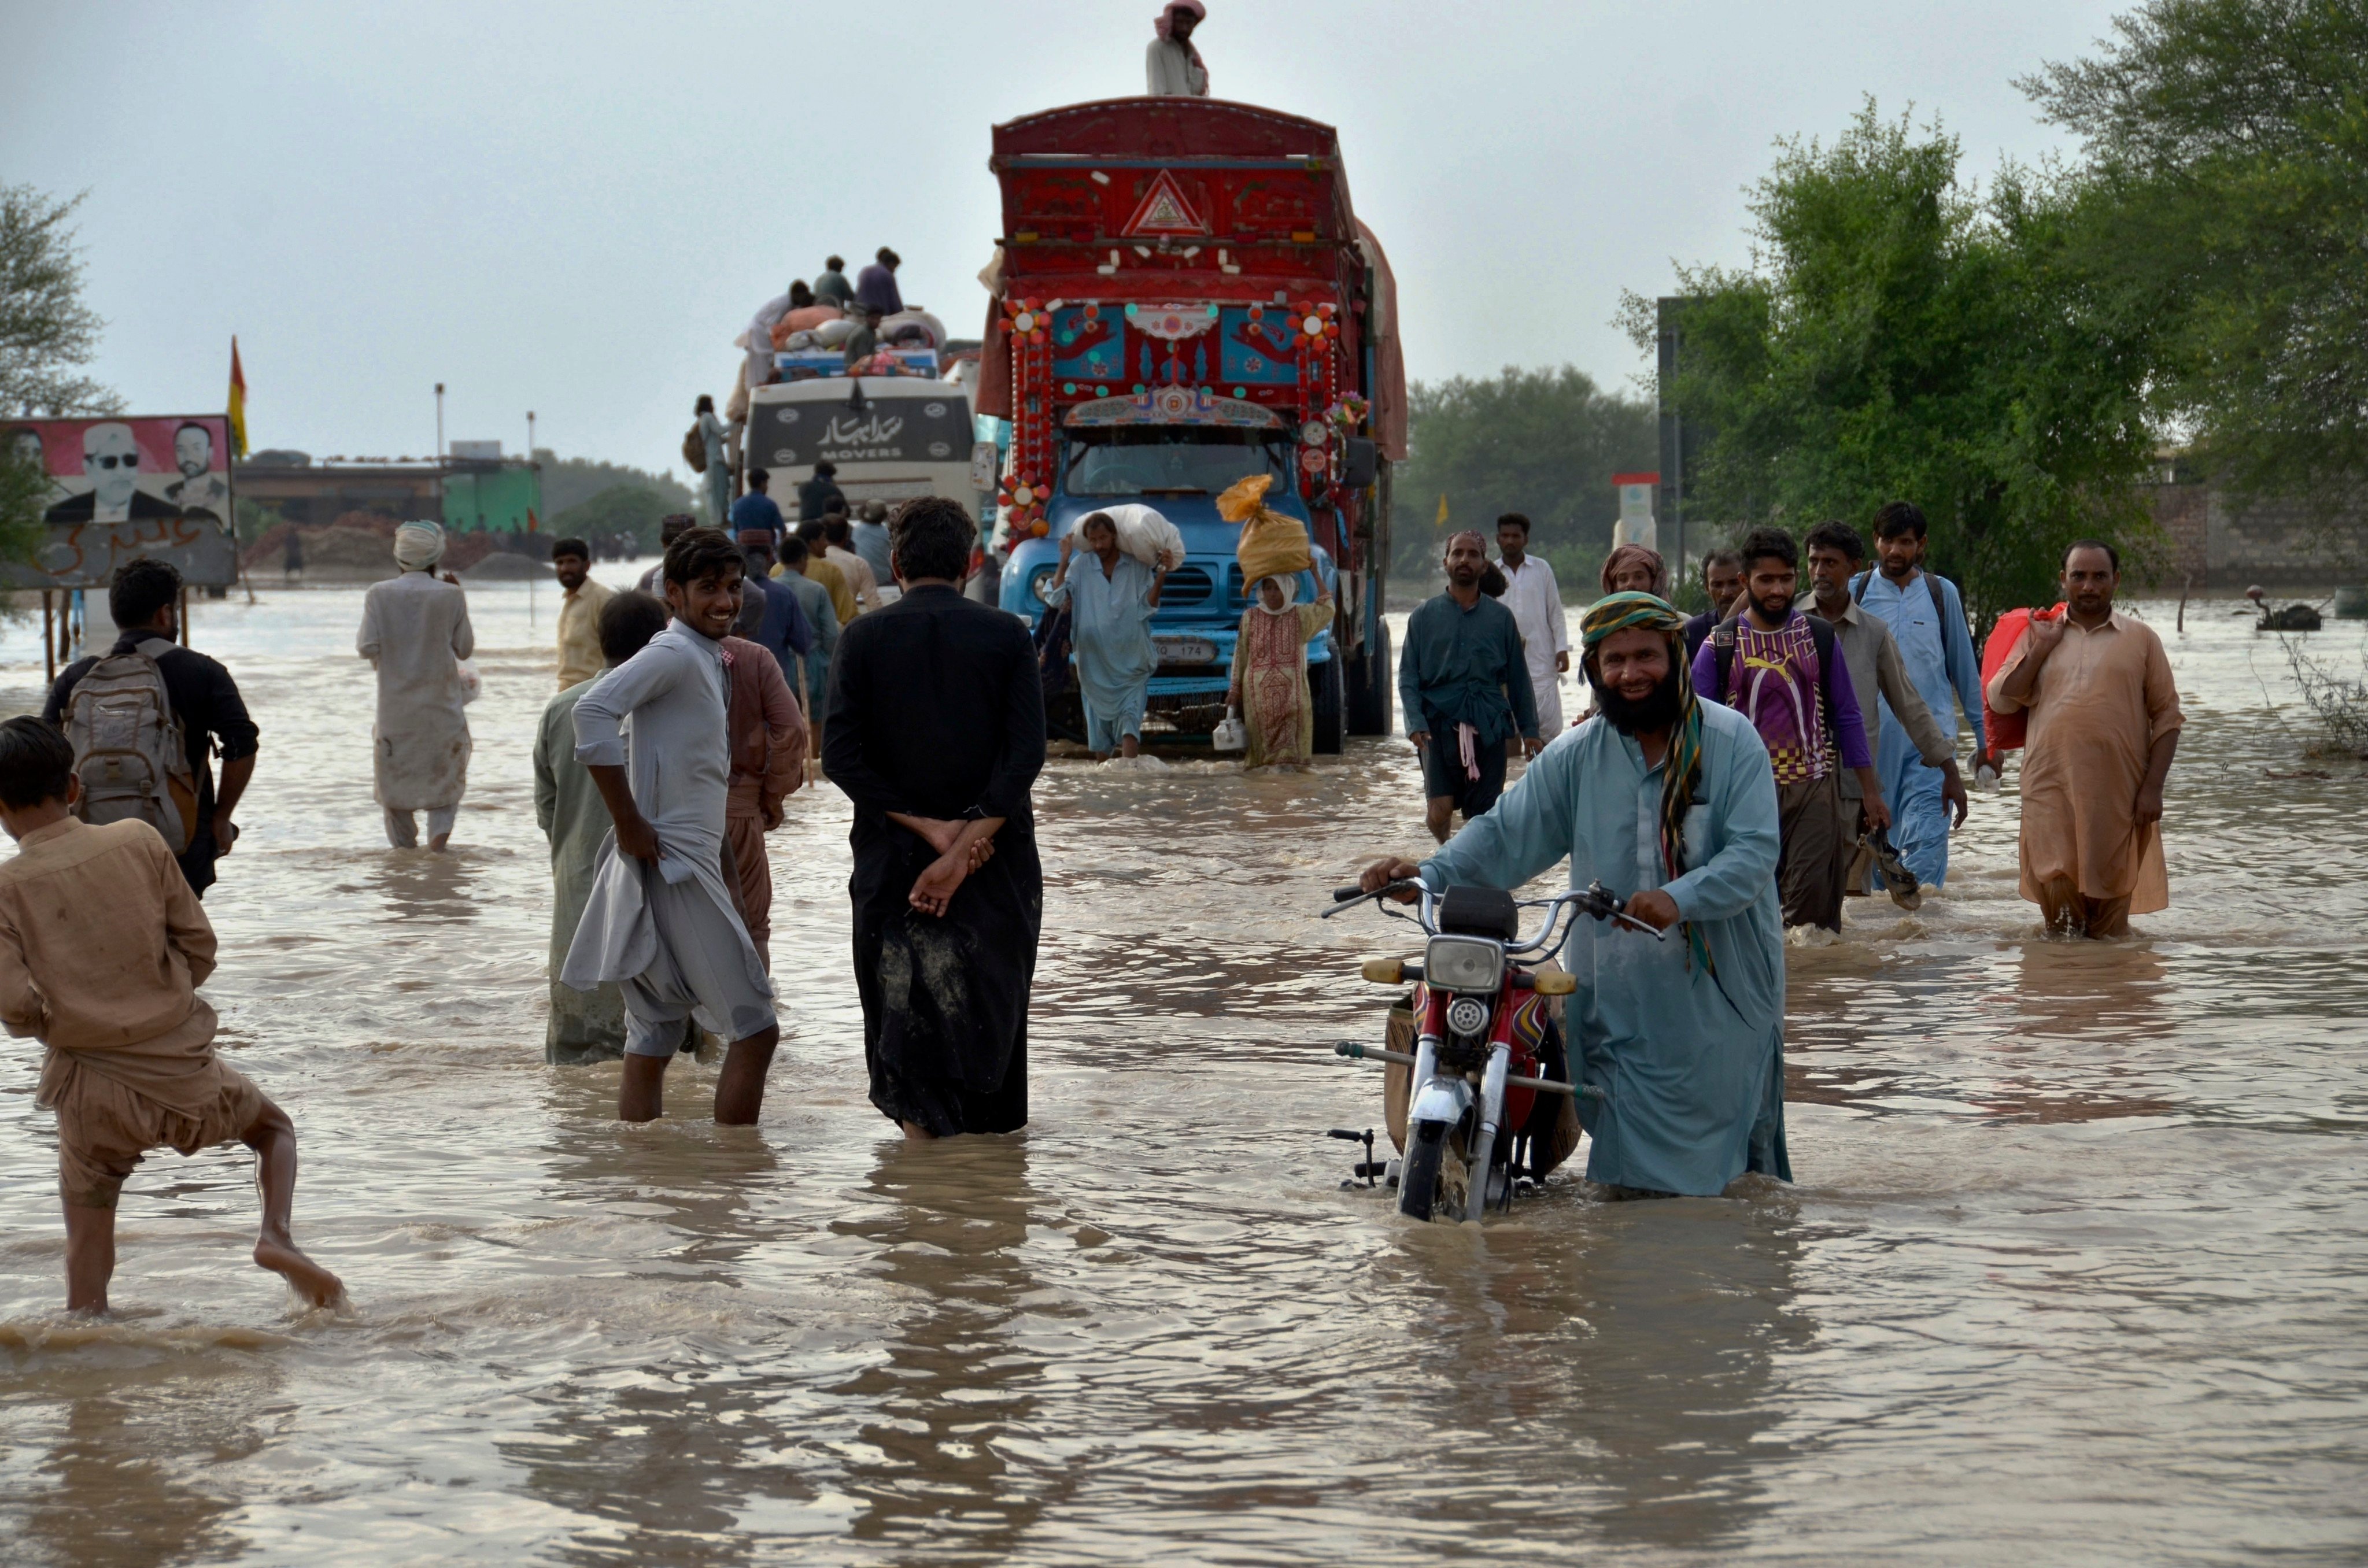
xmin=357 ymin=522 xmax=475 ymax=850
xmin=1146 ymin=2 xmax=1209 ymax=95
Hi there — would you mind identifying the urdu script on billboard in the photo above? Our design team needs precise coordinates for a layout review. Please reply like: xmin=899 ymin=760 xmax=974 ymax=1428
xmin=758 ymin=393 xmax=970 ymax=470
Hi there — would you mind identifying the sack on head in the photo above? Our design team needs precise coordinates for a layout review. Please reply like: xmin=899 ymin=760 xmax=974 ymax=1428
xmin=64 ymin=639 xmax=198 ymax=853
xmin=1218 ymin=474 xmax=1313 ymax=586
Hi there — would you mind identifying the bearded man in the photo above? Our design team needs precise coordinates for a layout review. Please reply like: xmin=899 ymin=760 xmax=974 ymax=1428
xmin=1398 ymin=529 xmax=1540 ymax=842
xmin=1360 ymin=592 xmax=1790 ymax=1198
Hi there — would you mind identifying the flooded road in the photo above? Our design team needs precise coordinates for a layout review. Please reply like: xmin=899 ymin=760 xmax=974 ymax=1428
xmin=2 ymin=573 xmax=2364 ymax=1565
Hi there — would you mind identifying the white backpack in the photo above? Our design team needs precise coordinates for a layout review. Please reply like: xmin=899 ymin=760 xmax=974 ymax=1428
xmin=64 ymin=638 xmax=199 ymax=853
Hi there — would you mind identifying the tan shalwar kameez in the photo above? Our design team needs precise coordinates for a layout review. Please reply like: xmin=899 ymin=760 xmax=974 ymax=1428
xmin=722 ymin=635 xmax=804 ymax=967
xmin=0 ymin=819 xmax=264 ymax=1208
xmin=1986 ymin=611 xmax=2184 ymax=927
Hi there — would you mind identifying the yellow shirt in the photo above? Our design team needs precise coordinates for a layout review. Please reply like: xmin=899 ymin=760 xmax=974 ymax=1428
xmin=555 ymin=577 xmax=616 ymax=690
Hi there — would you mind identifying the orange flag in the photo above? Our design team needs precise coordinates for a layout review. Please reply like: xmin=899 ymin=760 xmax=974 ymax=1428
xmin=227 ymin=338 xmax=249 ymax=458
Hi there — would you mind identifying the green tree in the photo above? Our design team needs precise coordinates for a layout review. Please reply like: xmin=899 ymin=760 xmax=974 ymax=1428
xmin=2022 ymin=0 xmax=2368 ymax=516
xmin=0 ymin=447 xmax=49 ymax=567
xmin=1 ymin=184 xmax=119 ymax=416
xmin=1 ymin=184 xmax=120 ymax=565
xmin=1619 ymin=103 xmax=2167 ymax=623
xmin=1388 ymin=366 xmax=1656 ymax=590
xmin=533 ymin=449 xmax=696 ymax=519
xmin=544 ymin=485 xmax=680 ymax=551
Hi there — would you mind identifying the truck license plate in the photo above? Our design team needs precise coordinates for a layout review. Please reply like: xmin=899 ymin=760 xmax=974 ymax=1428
xmin=1155 ymin=636 xmax=1218 ymax=666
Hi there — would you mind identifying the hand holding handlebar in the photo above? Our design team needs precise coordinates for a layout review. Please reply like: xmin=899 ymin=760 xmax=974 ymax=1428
xmin=1623 ymin=888 xmax=1680 ymax=931
xmin=1360 ymin=857 xmax=1424 ymax=904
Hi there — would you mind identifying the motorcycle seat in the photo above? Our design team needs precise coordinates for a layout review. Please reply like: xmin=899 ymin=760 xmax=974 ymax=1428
xmin=1437 ymin=885 xmax=1519 ymax=941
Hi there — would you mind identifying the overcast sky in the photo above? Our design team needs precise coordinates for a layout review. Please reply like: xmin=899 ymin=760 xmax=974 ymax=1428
xmin=6 ymin=0 xmax=2129 ymax=480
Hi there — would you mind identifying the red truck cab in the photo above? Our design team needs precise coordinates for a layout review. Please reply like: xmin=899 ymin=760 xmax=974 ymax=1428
xmin=978 ymin=97 xmax=1406 ymax=749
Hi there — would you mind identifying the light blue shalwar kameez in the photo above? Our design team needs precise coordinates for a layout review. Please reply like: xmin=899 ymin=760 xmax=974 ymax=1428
xmin=1420 ymin=701 xmax=1791 ymax=1196
xmin=1852 ymin=569 xmax=1985 ymax=889
xmin=1043 ymin=552 xmax=1158 ymax=752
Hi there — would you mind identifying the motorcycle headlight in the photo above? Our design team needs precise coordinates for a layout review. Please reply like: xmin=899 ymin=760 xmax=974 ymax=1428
xmin=1445 ymin=996 xmax=1491 ymax=1038
xmin=1424 ymin=935 xmax=1504 ymax=995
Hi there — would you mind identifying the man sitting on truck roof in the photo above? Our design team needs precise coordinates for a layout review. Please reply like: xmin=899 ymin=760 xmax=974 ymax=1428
xmin=855 ymin=250 xmax=903 ymax=316
xmin=841 ymin=306 xmax=883 ymax=371
xmin=814 ymin=256 xmax=855 ymax=312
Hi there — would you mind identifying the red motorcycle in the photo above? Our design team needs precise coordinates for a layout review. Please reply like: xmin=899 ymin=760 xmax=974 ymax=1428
xmin=1325 ymin=879 xmax=1651 ymax=1221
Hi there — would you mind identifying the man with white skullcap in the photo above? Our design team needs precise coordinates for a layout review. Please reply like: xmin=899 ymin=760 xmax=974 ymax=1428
xmin=357 ymin=522 xmax=475 ymax=849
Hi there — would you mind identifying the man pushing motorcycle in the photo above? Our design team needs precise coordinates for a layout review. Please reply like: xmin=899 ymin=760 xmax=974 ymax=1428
xmin=1360 ymin=592 xmax=1793 ymax=1198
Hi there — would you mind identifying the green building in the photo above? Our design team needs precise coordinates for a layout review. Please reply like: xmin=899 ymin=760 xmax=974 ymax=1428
xmin=441 ymin=458 xmax=542 ymax=534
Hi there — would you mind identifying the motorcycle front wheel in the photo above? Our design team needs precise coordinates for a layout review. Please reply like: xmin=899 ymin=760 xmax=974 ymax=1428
xmin=1398 ymin=1118 xmax=1450 ymax=1221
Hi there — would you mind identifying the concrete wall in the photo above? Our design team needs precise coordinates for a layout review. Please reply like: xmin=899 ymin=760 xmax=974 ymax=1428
xmin=2145 ymin=480 xmax=2363 ymax=588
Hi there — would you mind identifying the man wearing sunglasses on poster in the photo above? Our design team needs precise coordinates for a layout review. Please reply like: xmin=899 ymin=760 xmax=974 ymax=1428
xmin=44 ymin=423 xmax=180 ymax=525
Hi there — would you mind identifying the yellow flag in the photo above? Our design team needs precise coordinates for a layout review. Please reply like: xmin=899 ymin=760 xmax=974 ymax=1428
xmin=227 ymin=338 xmax=249 ymax=458
xmin=1435 ymin=493 xmax=1449 ymax=528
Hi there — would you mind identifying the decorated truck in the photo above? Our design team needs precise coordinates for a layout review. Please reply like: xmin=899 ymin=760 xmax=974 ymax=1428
xmin=977 ymin=97 xmax=1407 ymax=749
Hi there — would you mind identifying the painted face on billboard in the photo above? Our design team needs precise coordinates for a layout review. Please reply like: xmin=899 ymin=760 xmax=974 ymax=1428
xmin=7 ymin=428 xmax=40 ymax=469
xmin=82 ymin=423 xmax=140 ymax=513
xmin=174 ymin=422 xmax=212 ymax=479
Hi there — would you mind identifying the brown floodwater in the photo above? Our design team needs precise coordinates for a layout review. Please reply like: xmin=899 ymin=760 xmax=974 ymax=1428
xmin=2 ymin=574 xmax=2364 ymax=1566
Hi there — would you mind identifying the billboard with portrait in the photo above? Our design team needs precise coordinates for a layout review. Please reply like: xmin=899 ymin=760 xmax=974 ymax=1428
xmin=3 ymin=413 xmax=239 ymax=587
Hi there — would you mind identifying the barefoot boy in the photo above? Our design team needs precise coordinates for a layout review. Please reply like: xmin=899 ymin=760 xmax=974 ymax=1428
xmin=0 ymin=717 xmax=341 ymax=1312
xmin=562 ymin=528 xmax=782 ymax=1123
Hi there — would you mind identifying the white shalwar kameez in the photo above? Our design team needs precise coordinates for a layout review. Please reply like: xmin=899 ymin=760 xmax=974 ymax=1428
xmin=560 ymin=623 xmax=776 ymax=1057
xmin=357 ymin=558 xmax=475 ymax=846
xmin=1497 ymin=554 xmax=1570 ymax=733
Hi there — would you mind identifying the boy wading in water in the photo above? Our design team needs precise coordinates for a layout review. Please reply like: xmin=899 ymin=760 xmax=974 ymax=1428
xmin=563 ymin=528 xmax=782 ymax=1123
xmin=0 ymin=718 xmax=341 ymax=1312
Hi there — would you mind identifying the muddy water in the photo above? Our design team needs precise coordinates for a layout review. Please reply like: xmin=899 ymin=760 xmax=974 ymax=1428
xmin=1 ymin=574 xmax=2363 ymax=1566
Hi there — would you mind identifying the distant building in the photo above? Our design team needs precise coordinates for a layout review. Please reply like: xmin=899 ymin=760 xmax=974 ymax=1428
xmin=232 ymin=453 xmax=541 ymax=533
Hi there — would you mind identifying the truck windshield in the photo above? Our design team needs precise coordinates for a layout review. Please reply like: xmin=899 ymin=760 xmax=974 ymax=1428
xmin=1061 ymin=428 xmax=1293 ymax=498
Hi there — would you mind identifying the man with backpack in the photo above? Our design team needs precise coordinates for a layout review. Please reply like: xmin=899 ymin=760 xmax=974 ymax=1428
xmin=1691 ymin=528 xmax=1886 ymax=933
xmin=42 ymin=558 xmax=258 ymax=901
xmin=1850 ymin=501 xmax=1987 ymax=892
xmin=1806 ymin=520 xmax=1964 ymax=908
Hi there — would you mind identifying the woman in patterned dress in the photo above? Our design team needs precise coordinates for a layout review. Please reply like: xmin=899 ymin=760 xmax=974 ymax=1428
xmin=1225 ymin=574 xmax=1334 ymax=768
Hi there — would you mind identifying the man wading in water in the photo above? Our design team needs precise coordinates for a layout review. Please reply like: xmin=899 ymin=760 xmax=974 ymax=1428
xmin=563 ymin=529 xmax=781 ymax=1123
xmin=1987 ymin=541 xmax=2183 ymax=937
xmin=1398 ymin=530 xmax=1539 ymax=842
xmin=1360 ymin=593 xmax=1790 ymax=1197
xmin=825 ymin=499 xmax=1044 ymax=1140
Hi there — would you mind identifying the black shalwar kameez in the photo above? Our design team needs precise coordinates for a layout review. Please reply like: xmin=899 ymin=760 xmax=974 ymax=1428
xmin=823 ymin=584 xmax=1045 ymax=1135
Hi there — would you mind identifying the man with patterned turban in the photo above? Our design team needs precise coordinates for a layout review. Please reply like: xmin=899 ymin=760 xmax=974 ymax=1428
xmin=1359 ymin=591 xmax=1791 ymax=1197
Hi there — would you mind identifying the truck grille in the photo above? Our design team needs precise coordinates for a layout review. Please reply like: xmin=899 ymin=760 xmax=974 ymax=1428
xmin=1161 ymin=564 xmax=1215 ymax=607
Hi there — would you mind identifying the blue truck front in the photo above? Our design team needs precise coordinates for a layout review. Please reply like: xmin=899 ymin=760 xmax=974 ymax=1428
xmin=998 ymin=419 xmax=1338 ymax=746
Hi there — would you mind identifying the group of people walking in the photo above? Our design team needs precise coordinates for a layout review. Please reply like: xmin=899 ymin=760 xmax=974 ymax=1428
xmin=0 ymin=482 xmax=2184 ymax=1310
xmin=1397 ymin=502 xmax=2179 ymax=942
xmin=1366 ymin=504 xmax=2181 ymax=1199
